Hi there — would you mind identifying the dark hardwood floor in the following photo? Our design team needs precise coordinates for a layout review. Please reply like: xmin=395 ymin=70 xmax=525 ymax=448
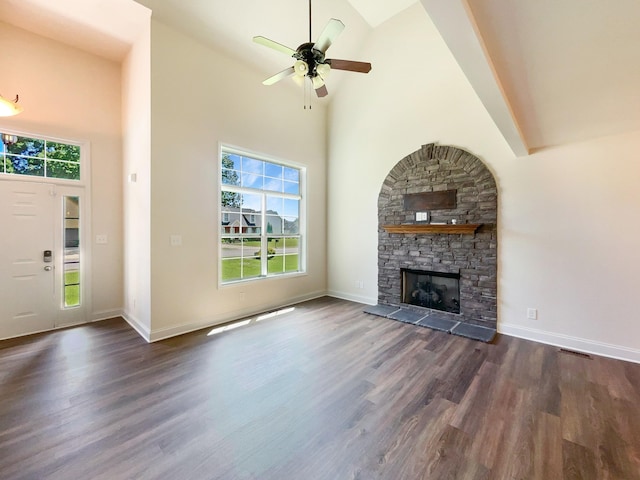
xmin=1 ymin=297 xmax=639 ymax=479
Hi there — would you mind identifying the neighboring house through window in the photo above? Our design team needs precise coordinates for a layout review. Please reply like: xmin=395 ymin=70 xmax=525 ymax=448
xmin=220 ymin=147 xmax=303 ymax=283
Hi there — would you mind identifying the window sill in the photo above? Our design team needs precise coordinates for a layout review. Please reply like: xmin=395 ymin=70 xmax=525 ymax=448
xmin=220 ymin=270 xmax=307 ymax=288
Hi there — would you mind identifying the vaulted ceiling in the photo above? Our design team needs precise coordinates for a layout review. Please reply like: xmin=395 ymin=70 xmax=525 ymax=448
xmin=454 ymin=0 xmax=640 ymax=153
xmin=2 ymin=0 xmax=639 ymax=156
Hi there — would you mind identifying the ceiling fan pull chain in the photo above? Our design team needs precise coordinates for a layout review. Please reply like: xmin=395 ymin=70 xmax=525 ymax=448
xmin=303 ymin=77 xmax=308 ymax=109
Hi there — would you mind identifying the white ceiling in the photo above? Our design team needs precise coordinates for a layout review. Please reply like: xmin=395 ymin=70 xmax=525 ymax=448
xmin=0 ymin=0 xmax=147 ymax=61
xmin=133 ymin=0 xmax=374 ymax=96
xmin=346 ymin=0 xmax=418 ymax=28
xmin=1 ymin=0 xmax=639 ymax=154
xmin=465 ymin=0 xmax=640 ymax=151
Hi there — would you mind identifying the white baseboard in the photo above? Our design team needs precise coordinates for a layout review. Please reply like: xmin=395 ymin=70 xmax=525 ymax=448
xmin=148 ymin=290 xmax=328 ymax=343
xmin=499 ymin=322 xmax=640 ymax=364
xmin=90 ymin=309 xmax=122 ymax=322
xmin=327 ymin=290 xmax=377 ymax=305
xmin=121 ymin=311 xmax=151 ymax=343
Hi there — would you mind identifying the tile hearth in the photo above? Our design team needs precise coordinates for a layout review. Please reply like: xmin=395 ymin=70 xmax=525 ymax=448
xmin=364 ymin=305 xmax=496 ymax=343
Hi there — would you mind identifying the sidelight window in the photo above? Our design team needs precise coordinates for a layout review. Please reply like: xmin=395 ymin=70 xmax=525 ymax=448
xmin=63 ymin=196 xmax=81 ymax=307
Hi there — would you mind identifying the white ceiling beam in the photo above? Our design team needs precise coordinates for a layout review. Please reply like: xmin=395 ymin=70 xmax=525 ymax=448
xmin=420 ymin=0 xmax=529 ymax=157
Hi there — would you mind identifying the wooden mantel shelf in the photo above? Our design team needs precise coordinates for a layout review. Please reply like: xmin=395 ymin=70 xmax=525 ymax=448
xmin=382 ymin=224 xmax=482 ymax=234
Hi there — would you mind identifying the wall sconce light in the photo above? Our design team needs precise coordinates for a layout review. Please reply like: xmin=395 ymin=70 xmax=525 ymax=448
xmin=0 ymin=94 xmax=23 ymax=117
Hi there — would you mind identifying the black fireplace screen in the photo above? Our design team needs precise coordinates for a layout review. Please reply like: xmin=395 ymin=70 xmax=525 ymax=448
xmin=401 ymin=269 xmax=460 ymax=314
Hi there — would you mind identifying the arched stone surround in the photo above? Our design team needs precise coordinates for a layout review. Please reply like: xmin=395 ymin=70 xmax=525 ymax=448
xmin=377 ymin=144 xmax=498 ymax=328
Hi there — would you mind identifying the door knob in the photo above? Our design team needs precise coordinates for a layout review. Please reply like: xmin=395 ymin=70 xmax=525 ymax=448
xmin=44 ymin=266 xmax=52 ymax=271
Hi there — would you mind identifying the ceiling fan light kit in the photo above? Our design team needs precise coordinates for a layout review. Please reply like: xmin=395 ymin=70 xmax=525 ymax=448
xmin=311 ymin=75 xmax=324 ymax=89
xmin=253 ymin=0 xmax=371 ymax=99
xmin=316 ymin=63 xmax=330 ymax=78
xmin=294 ymin=59 xmax=309 ymax=76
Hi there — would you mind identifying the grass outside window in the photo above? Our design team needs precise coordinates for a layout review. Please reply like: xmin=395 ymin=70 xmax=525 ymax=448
xmin=64 ymin=271 xmax=80 ymax=307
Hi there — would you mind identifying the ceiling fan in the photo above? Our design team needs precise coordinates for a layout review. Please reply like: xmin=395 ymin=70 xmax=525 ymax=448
xmin=253 ymin=0 xmax=372 ymax=98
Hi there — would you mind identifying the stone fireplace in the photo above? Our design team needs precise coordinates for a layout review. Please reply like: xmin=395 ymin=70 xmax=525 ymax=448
xmin=377 ymin=144 xmax=497 ymax=330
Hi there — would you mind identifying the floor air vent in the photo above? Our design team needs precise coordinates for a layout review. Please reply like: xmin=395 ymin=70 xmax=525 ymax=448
xmin=559 ymin=348 xmax=592 ymax=359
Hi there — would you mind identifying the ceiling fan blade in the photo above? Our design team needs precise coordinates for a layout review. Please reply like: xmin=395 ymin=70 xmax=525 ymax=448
xmin=327 ymin=59 xmax=372 ymax=74
xmin=262 ymin=66 xmax=296 ymax=86
xmin=253 ymin=36 xmax=296 ymax=57
xmin=313 ymin=18 xmax=345 ymax=53
xmin=315 ymin=84 xmax=328 ymax=98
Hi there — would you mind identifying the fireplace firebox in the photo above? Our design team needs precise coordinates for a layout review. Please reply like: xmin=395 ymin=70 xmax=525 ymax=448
xmin=401 ymin=269 xmax=460 ymax=314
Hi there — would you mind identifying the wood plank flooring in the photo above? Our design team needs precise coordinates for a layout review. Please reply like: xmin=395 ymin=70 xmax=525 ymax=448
xmin=1 ymin=297 xmax=639 ymax=479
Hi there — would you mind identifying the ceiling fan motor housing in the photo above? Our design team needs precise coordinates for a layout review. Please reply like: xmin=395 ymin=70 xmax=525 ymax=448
xmin=295 ymin=42 xmax=326 ymax=77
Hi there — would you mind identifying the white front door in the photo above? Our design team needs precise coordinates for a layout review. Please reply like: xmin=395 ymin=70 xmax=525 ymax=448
xmin=0 ymin=180 xmax=86 ymax=339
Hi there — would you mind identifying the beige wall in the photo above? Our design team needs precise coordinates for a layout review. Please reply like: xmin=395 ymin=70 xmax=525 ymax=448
xmin=147 ymin=21 xmax=328 ymax=339
xmin=327 ymin=4 xmax=640 ymax=362
xmin=122 ymin=16 xmax=152 ymax=335
xmin=328 ymin=4 xmax=508 ymax=303
xmin=497 ymin=131 xmax=640 ymax=360
xmin=0 ymin=21 xmax=123 ymax=320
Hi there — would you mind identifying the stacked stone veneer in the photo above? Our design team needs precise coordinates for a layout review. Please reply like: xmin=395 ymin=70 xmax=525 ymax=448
xmin=378 ymin=144 xmax=498 ymax=328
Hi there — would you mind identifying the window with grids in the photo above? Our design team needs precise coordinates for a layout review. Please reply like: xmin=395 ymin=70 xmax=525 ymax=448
xmin=0 ymin=134 xmax=81 ymax=180
xmin=220 ymin=148 xmax=302 ymax=283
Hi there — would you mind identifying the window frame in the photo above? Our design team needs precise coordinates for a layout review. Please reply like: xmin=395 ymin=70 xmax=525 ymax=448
xmin=0 ymin=129 xmax=85 ymax=183
xmin=218 ymin=144 xmax=306 ymax=286
xmin=62 ymin=195 xmax=82 ymax=309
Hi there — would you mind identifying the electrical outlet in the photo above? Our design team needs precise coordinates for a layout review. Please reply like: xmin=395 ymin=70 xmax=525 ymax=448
xmin=527 ymin=308 xmax=538 ymax=320
xmin=96 ymin=234 xmax=108 ymax=244
xmin=170 ymin=235 xmax=182 ymax=247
